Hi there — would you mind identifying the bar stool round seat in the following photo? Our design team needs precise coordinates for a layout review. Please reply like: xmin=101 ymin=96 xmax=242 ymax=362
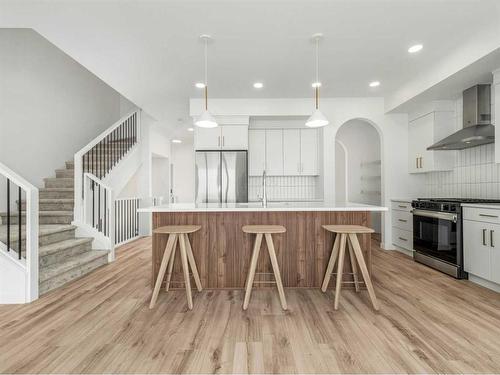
xmin=153 ymin=225 xmax=201 ymax=234
xmin=321 ymin=224 xmax=379 ymax=311
xmin=242 ymin=225 xmax=286 ymax=234
xmin=242 ymin=225 xmax=287 ymax=310
xmin=322 ymin=225 xmax=375 ymax=234
xmin=150 ymin=225 xmax=203 ymax=310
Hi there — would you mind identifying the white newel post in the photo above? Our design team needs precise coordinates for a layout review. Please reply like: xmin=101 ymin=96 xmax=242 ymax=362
xmin=26 ymin=188 xmax=39 ymax=302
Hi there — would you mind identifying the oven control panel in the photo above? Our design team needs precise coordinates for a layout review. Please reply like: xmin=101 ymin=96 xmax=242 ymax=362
xmin=411 ymin=200 xmax=459 ymax=213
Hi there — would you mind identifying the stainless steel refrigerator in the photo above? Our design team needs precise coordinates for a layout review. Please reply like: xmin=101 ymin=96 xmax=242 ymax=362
xmin=195 ymin=151 xmax=248 ymax=203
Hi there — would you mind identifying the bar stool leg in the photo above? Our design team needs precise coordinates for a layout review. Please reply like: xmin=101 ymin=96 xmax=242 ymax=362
xmin=243 ymin=233 xmax=263 ymax=310
xmin=179 ymin=233 xmax=193 ymax=310
xmin=265 ymin=233 xmax=287 ymax=310
xmin=165 ymin=236 xmax=178 ymax=291
xmin=348 ymin=233 xmax=379 ymax=311
xmin=347 ymin=240 xmax=360 ymax=292
xmin=150 ymin=234 xmax=177 ymax=309
xmin=334 ymin=234 xmax=347 ymax=310
xmin=184 ymin=234 xmax=203 ymax=292
xmin=321 ymin=234 xmax=341 ymax=292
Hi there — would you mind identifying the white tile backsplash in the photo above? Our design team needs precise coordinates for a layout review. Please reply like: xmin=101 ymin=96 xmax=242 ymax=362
xmin=248 ymin=176 xmax=318 ymax=201
xmin=425 ymin=143 xmax=500 ymax=198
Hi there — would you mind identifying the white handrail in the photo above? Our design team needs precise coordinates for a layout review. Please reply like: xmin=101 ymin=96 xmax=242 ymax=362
xmin=76 ymin=109 xmax=139 ymax=157
xmin=0 ymin=161 xmax=39 ymax=302
xmin=74 ymin=110 xmax=141 ymax=225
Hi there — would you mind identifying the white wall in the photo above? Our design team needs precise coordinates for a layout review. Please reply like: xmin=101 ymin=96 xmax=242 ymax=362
xmin=171 ymin=139 xmax=194 ymax=203
xmin=152 ymin=157 xmax=170 ymax=201
xmin=190 ymin=97 xmax=423 ymax=249
xmin=0 ymin=29 xmax=126 ymax=188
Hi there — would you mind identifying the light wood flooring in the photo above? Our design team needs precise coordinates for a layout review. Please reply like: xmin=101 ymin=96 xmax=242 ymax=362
xmin=1 ymin=237 xmax=500 ymax=373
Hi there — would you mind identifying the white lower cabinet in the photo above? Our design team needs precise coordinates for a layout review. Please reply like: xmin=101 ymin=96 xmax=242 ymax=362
xmin=463 ymin=206 xmax=500 ymax=290
xmin=391 ymin=199 xmax=413 ymax=255
xmin=463 ymin=220 xmax=493 ymax=280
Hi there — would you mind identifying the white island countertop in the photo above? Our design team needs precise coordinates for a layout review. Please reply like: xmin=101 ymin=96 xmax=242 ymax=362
xmin=138 ymin=201 xmax=388 ymax=213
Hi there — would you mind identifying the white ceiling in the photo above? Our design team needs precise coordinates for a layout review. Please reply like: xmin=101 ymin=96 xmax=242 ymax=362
xmin=1 ymin=0 xmax=500 ymax=138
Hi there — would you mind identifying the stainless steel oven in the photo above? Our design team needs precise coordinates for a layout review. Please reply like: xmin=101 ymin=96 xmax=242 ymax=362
xmin=411 ymin=199 xmax=466 ymax=278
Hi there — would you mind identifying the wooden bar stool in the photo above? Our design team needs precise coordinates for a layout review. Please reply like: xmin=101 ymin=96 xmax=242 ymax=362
xmin=242 ymin=225 xmax=287 ymax=310
xmin=150 ymin=225 xmax=203 ymax=310
xmin=321 ymin=225 xmax=379 ymax=311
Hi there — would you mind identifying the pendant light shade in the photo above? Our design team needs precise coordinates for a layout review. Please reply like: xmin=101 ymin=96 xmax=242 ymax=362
xmin=195 ymin=35 xmax=218 ymax=128
xmin=306 ymin=33 xmax=329 ymax=128
xmin=196 ymin=109 xmax=218 ymax=128
xmin=306 ymin=109 xmax=329 ymax=128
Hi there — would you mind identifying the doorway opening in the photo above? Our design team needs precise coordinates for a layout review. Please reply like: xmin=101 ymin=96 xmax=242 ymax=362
xmin=335 ymin=119 xmax=382 ymax=239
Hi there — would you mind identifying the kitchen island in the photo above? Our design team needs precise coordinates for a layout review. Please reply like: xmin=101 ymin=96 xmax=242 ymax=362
xmin=139 ymin=202 xmax=387 ymax=289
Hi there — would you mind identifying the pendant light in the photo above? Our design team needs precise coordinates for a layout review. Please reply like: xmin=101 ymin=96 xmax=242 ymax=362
xmin=195 ymin=35 xmax=218 ymax=128
xmin=306 ymin=33 xmax=329 ymax=128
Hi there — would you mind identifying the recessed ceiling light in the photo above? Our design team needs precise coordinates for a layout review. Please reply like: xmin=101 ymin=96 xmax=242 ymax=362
xmin=171 ymin=139 xmax=182 ymax=143
xmin=187 ymin=127 xmax=194 ymax=132
xmin=408 ymin=44 xmax=423 ymax=53
xmin=253 ymin=82 xmax=263 ymax=89
xmin=312 ymin=82 xmax=322 ymax=88
xmin=369 ymin=81 xmax=380 ymax=87
xmin=195 ymin=82 xmax=206 ymax=88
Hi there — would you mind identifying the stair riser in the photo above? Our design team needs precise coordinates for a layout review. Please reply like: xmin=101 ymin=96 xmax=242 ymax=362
xmin=40 ymin=242 xmax=92 ymax=268
xmin=3 ymin=215 xmax=73 ymax=225
xmin=40 ymin=191 xmax=74 ymax=199
xmin=21 ymin=201 xmax=74 ymax=211
xmin=56 ymin=170 xmax=74 ymax=178
xmin=45 ymin=179 xmax=74 ymax=188
xmin=39 ymin=255 xmax=108 ymax=295
xmin=0 ymin=228 xmax=76 ymax=252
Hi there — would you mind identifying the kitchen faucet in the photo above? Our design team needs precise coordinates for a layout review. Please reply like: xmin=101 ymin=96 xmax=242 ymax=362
xmin=261 ymin=170 xmax=268 ymax=207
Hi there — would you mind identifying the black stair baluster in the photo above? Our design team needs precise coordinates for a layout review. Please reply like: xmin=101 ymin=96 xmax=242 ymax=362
xmin=6 ymin=179 xmax=10 ymax=253
xmin=104 ymin=188 xmax=107 ymax=236
xmin=98 ymin=184 xmax=101 ymax=231
xmin=92 ymin=180 xmax=95 ymax=228
xmin=18 ymin=186 xmax=21 ymax=259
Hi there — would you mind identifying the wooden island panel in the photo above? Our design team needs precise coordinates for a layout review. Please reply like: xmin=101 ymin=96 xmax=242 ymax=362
xmin=152 ymin=210 xmax=371 ymax=289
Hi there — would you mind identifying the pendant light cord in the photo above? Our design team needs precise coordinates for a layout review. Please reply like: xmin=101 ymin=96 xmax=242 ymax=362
xmin=315 ymin=37 xmax=319 ymax=110
xmin=204 ymin=38 xmax=208 ymax=110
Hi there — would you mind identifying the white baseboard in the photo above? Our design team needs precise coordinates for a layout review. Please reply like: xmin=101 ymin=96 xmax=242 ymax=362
xmin=469 ymin=274 xmax=500 ymax=293
xmin=393 ymin=245 xmax=413 ymax=258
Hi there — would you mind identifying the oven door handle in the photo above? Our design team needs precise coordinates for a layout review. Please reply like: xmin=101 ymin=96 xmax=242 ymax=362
xmin=412 ymin=209 xmax=458 ymax=223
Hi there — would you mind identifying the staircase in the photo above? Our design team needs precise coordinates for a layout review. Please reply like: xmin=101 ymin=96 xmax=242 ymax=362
xmin=0 ymin=160 xmax=108 ymax=295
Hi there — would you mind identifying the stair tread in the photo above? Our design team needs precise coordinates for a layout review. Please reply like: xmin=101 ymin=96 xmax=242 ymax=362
xmin=40 ymin=237 xmax=93 ymax=257
xmin=0 ymin=211 xmax=74 ymax=217
xmin=40 ymin=188 xmax=74 ymax=191
xmin=0 ymin=225 xmax=76 ymax=245
xmin=44 ymin=177 xmax=73 ymax=181
xmin=39 ymin=250 xmax=108 ymax=283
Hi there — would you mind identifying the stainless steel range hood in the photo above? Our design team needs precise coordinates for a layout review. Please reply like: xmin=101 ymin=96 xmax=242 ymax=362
xmin=427 ymin=84 xmax=494 ymax=150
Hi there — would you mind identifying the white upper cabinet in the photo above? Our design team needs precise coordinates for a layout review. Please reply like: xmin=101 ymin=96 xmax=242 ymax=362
xmin=249 ymin=127 xmax=320 ymax=177
xmin=248 ymin=129 xmax=266 ymax=176
xmin=283 ymin=129 xmax=301 ymax=175
xmin=221 ymin=126 xmax=248 ymax=150
xmin=408 ymin=102 xmax=456 ymax=174
xmin=300 ymin=128 xmax=319 ymax=175
xmin=195 ymin=125 xmax=248 ymax=150
xmin=265 ymin=129 xmax=284 ymax=176
xmin=195 ymin=127 xmax=221 ymax=150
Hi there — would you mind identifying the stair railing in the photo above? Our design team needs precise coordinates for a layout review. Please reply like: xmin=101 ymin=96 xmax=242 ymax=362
xmin=114 ymin=197 xmax=141 ymax=246
xmin=74 ymin=110 xmax=140 ymax=224
xmin=0 ymin=161 xmax=39 ymax=302
xmin=83 ymin=172 xmax=115 ymax=261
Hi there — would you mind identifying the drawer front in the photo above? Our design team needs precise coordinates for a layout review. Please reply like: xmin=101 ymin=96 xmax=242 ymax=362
xmin=392 ymin=227 xmax=413 ymax=251
xmin=463 ymin=207 xmax=500 ymax=225
xmin=392 ymin=210 xmax=412 ymax=232
xmin=391 ymin=201 xmax=412 ymax=212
